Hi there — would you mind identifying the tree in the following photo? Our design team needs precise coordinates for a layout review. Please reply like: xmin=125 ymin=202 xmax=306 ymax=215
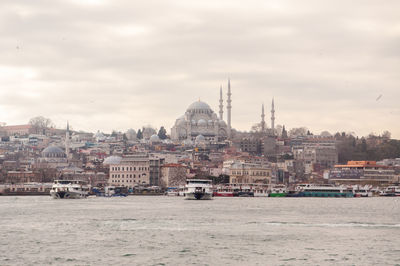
xmin=288 ymin=127 xmax=308 ymax=137
xmin=382 ymin=130 xmax=391 ymax=140
xmin=136 ymin=129 xmax=143 ymax=139
xmin=158 ymin=126 xmax=167 ymax=140
xmin=281 ymin=125 xmax=288 ymax=138
xmin=29 ymin=116 xmax=54 ymax=134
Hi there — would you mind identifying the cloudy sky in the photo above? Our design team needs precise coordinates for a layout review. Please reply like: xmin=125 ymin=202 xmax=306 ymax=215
xmin=0 ymin=0 xmax=399 ymax=137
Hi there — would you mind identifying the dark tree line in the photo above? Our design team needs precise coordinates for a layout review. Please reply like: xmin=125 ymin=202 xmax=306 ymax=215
xmin=335 ymin=131 xmax=400 ymax=163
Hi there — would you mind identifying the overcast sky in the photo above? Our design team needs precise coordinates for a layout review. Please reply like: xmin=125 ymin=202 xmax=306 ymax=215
xmin=0 ymin=0 xmax=399 ymax=138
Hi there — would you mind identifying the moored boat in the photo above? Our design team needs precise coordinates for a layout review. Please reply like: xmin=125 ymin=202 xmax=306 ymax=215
xmin=50 ymin=180 xmax=89 ymax=199
xmin=293 ymin=184 xmax=353 ymax=197
xmin=184 ymin=179 xmax=213 ymax=200
xmin=269 ymin=184 xmax=287 ymax=197
xmin=380 ymin=186 xmax=400 ymax=197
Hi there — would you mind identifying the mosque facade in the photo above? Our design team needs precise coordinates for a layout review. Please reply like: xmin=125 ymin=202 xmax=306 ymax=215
xmin=171 ymin=80 xmax=232 ymax=142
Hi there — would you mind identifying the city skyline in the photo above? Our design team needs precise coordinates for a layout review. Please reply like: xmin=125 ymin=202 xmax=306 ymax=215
xmin=0 ymin=0 xmax=399 ymax=138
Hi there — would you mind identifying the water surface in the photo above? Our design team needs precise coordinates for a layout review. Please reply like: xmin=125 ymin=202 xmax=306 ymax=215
xmin=0 ymin=196 xmax=399 ymax=265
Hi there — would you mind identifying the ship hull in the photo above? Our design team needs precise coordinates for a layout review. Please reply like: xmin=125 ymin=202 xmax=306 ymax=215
xmin=185 ymin=192 xmax=213 ymax=200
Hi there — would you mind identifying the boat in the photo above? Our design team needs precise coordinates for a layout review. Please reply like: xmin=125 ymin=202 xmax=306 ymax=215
xmin=50 ymin=180 xmax=89 ymax=199
xmin=353 ymin=185 xmax=373 ymax=197
xmin=293 ymin=184 xmax=353 ymax=197
xmin=104 ymin=186 xmax=127 ymax=197
xmin=380 ymin=186 xmax=400 ymax=197
xmin=184 ymin=179 xmax=213 ymax=200
xmin=166 ymin=187 xmax=179 ymax=196
xmin=268 ymin=184 xmax=287 ymax=197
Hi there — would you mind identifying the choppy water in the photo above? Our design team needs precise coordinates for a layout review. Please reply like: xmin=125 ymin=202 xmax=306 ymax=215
xmin=0 ymin=196 xmax=399 ymax=265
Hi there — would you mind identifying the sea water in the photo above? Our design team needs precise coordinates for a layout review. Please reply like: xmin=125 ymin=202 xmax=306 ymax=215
xmin=0 ymin=196 xmax=399 ymax=265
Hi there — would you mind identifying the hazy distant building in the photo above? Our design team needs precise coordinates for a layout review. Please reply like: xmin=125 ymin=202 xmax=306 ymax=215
xmin=171 ymin=80 xmax=232 ymax=142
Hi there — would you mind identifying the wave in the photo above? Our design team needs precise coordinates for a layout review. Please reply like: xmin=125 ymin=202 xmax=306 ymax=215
xmin=264 ymin=221 xmax=400 ymax=228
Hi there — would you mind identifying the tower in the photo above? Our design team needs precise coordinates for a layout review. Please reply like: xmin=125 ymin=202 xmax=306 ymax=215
xmin=261 ymin=103 xmax=265 ymax=133
xmin=227 ymin=79 xmax=232 ymax=139
xmin=271 ymin=98 xmax=275 ymax=135
xmin=219 ymin=85 xmax=223 ymax=120
xmin=65 ymin=121 xmax=70 ymax=160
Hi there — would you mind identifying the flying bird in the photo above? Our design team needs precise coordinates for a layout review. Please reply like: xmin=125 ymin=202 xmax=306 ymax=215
xmin=376 ymin=94 xmax=382 ymax=101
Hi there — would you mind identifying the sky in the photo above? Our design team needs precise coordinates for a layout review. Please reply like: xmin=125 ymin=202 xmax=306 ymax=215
xmin=0 ymin=0 xmax=399 ymax=138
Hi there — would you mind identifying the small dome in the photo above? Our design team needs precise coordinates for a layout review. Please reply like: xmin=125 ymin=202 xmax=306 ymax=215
xmin=103 ymin=155 xmax=122 ymax=165
xmin=219 ymin=120 xmax=227 ymax=126
xmin=150 ymin=134 xmax=161 ymax=143
xmin=191 ymin=119 xmax=196 ymax=126
xmin=198 ymin=119 xmax=207 ymax=126
xmin=208 ymin=120 xmax=214 ymax=126
xmin=187 ymin=101 xmax=212 ymax=112
xmin=177 ymin=117 xmax=186 ymax=126
xmin=195 ymin=134 xmax=206 ymax=143
xmin=42 ymin=145 xmax=66 ymax=158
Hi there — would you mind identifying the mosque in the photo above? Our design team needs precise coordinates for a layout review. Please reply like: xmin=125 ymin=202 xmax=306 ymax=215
xmin=171 ymin=80 xmax=233 ymax=142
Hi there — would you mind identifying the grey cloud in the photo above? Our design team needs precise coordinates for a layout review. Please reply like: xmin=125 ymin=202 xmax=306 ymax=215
xmin=0 ymin=0 xmax=399 ymax=137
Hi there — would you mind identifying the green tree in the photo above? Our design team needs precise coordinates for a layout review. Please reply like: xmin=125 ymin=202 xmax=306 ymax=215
xmin=158 ymin=126 xmax=167 ymax=140
xmin=136 ymin=129 xmax=143 ymax=139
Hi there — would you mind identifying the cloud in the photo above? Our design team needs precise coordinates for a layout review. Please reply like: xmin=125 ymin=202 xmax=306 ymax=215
xmin=0 ymin=0 xmax=399 ymax=137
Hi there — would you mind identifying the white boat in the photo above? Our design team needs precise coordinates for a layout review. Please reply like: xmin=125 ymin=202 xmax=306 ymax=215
xmin=50 ymin=180 xmax=89 ymax=199
xmin=353 ymin=185 xmax=373 ymax=197
xmin=184 ymin=179 xmax=213 ymax=200
xmin=380 ymin=186 xmax=400 ymax=196
xmin=166 ymin=187 xmax=179 ymax=196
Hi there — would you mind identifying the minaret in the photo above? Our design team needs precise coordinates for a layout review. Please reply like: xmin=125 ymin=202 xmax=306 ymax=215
xmin=227 ymin=79 xmax=232 ymax=138
xmin=219 ymin=85 xmax=223 ymax=120
xmin=261 ymin=103 xmax=265 ymax=133
xmin=271 ymin=98 xmax=275 ymax=135
xmin=65 ymin=121 xmax=70 ymax=160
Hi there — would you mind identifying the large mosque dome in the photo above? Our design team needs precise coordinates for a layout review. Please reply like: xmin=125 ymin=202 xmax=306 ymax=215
xmin=186 ymin=101 xmax=212 ymax=112
xmin=171 ymin=99 xmax=228 ymax=142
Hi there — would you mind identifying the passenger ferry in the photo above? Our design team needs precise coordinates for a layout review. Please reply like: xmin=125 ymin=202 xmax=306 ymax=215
xmin=380 ymin=186 xmax=400 ymax=197
xmin=50 ymin=180 xmax=89 ymax=199
xmin=184 ymin=179 xmax=213 ymax=200
xmin=294 ymin=184 xmax=353 ymax=197
xmin=268 ymin=184 xmax=287 ymax=197
xmin=213 ymin=184 xmax=268 ymax=197
xmin=353 ymin=185 xmax=373 ymax=197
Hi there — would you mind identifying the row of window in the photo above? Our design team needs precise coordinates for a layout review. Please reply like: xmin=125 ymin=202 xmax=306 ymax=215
xmin=111 ymin=166 xmax=148 ymax=171
xmin=231 ymin=171 xmax=269 ymax=176
xmin=111 ymin=180 xmax=146 ymax=183
xmin=111 ymin=173 xmax=147 ymax=178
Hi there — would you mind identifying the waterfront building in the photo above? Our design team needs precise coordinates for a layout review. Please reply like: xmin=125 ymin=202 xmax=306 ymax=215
xmin=228 ymin=161 xmax=272 ymax=184
xmin=160 ymin=163 xmax=187 ymax=188
xmin=329 ymin=161 xmax=396 ymax=184
xmin=106 ymin=154 xmax=150 ymax=187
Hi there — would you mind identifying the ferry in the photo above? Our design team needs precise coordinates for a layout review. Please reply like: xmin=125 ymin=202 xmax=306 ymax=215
xmin=380 ymin=186 xmax=400 ymax=197
xmin=50 ymin=180 xmax=89 ymax=199
xmin=293 ymin=184 xmax=353 ymax=197
xmin=353 ymin=185 xmax=373 ymax=197
xmin=213 ymin=184 xmax=268 ymax=197
xmin=184 ymin=179 xmax=213 ymax=200
xmin=269 ymin=184 xmax=287 ymax=197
